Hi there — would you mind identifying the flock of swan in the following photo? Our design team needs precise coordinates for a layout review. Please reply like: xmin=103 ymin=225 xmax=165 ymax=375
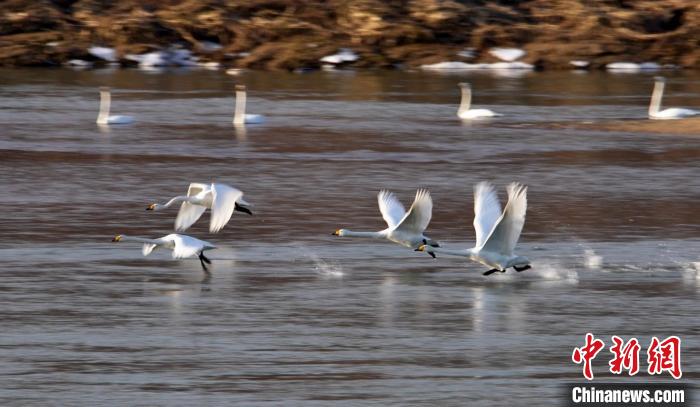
xmin=97 ymin=76 xmax=698 ymax=125
xmin=113 ymin=181 xmax=530 ymax=276
xmin=106 ymin=74 xmax=696 ymax=276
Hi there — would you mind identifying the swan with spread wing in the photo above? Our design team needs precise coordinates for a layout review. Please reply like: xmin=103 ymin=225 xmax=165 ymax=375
xmin=416 ymin=182 xmax=530 ymax=275
xmin=112 ymin=233 xmax=216 ymax=272
xmin=147 ymin=183 xmax=252 ymax=233
xmin=332 ymin=189 xmax=439 ymax=249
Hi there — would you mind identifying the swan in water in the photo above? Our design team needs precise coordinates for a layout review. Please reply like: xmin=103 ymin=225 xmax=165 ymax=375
xmin=416 ymin=182 xmax=530 ymax=276
xmin=457 ymin=83 xmax=502 ymax=120
xmin=233 ymin=85 xmax=265 ymax=125
xmin=147 ymin=183 xmax=253 ymax=233
xmin=112 ymin=233 xmax=216 ymax=272
xmin=648 ymin=77 xmax=699 ymax=120
xmin=96 ymin=87 xmax=134 ymax=125
xmin=332 ymin=189 xmax=439 ymax=249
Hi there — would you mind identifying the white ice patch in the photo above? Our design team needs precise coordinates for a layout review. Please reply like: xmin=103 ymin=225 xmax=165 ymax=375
xmin=606 ymin=62 xmax=661 ymax=72
xmin=320 ymin=48 xmax=359 ymax=64
xmin=421 ymin=61 xmax=534 ymax=71
xmin=489 ymin=47 xmax=526 ymax=62
xmin=88 ymin=46 xmax=116 ymax=62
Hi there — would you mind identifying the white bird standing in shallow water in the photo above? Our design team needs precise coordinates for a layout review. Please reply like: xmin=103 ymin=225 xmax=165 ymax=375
xmin=233 ymin=85 xmax=265 ymax=125
xmin=147 ymin=183 xmax=253 ymax=233
xmin=332 ymin=189 xmax=439 ymax=249
xmin=457 ymin=83 xmax=502 ymax=120
xmin=416 ymin=182 xmax=530 ymax=276
xmin=648 ymin=77 xmax=699 ymax=120
xmin=112 ymin=234 xmax=216 ymax=272
xmin=96 ymin=87 xmax=134 ymax=125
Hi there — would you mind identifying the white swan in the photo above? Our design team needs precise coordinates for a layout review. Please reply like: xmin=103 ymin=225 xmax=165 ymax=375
xmin=96 ymin=87 xmax=134 ymax=125
xmin=416 ymin=182 xmax=530 ymax=275
xmin=332 ymin=189 xmax=439 ymax=249
xmin=233 ymin=85 xmax=265 ymax=125
xmin=457 ymin=83 xmax=502 ymax=120
xmin=112 ymin=233 xmax=216 ymax=271
xmin=648 ymin=77 xmax=699 ymax=120
xmin=147 ymin=183 xmax=252 ymax=233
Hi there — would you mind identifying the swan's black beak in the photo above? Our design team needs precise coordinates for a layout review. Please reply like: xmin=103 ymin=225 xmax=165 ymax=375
xmin=234 ymin=203 xmax=253 ymax=215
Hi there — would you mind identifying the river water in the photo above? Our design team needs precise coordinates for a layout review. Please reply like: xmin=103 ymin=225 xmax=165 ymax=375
xmin=0 ymin=68 xmax=698 ymax=405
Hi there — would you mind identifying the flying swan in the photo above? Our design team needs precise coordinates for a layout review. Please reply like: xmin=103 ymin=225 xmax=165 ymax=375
xmin=332 ymin=189 xmax=439 ymax=249
xmin=457 ymin=83 xmax=502 ymax=120
xmin=233 ymin=85 xmax=265 ymax=125
xmin=648 ymin=77 xmax=699 ymax=120
xmin=147 ymin=182 xmax=253 ymax=233
xmin=96 ymin=87 xmax=134 ymax=125
xmin=112 ymin=233 xmax=216 ymax=271
xmin=416 ymin=182 xmax=530 ymax=275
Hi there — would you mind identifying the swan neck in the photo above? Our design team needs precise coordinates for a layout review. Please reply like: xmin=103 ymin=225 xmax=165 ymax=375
xmin=649 ymin=81 xmax=664 ymax=116
xmin=428 ymin=246 xmax=472 ymax=257
xmin=97 ymin=90 xmax=111 ymax=124
xmin=343 ymin=230 xmax=384 ymax=238
xmin=458 ymin=87 xmax=472 ymax=114
xmin=162 ymin=195 xmax=192 ymax=208
xmin=233 ymin=90 xmax=246 ymax=124
xmin=121 ymin=236 xmax=160 ymax=245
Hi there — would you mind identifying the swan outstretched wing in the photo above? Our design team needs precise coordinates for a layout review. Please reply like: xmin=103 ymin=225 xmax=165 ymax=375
xmin=377 ymin=190 xmax=406 ymax=229
xmin=480 ymin=183 xmax=527 ymax=255
xmin=174 ymin=183 xmax=209 ymax=231
xmin=210 ymin=183 xmax=243 ymax=233
xmin=394 ymin=189 xmax=432 ymax=234
xmin=473 ymin=182 xmax=502 ymax=248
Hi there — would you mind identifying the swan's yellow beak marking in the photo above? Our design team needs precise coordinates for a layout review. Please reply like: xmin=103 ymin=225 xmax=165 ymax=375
xmin=416 ymin=244 xmax=426 ymax=252
xmin=146 ymin=204 xmax=156 ymax=211
xmin=332 ymin=229 xmax=340 ymax=236
xmin=112 ymin=235 xmax=122 ymax=242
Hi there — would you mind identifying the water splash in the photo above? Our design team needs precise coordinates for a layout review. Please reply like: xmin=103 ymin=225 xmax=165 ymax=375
xmin=583 ymin=249 xmax=603 ymax=269
xmin=294 ymin=244 xmax=344 ymax=277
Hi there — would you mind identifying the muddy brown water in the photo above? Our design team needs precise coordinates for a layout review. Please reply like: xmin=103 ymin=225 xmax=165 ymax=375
xmin=0 ymin=68 xmax=698 ymax=406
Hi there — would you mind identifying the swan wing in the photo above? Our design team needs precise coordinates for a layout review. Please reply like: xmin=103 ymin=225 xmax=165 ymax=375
xmin=473 ymin=182 xmax=502 ymax=248
xmin=377 ymin=190 xmax=406 ymax=229
xmin=142 ymin=243 xmax=158 ymax=256
xmin=170 ymin=235 xmax=203 ymax=259
xmin=394 ymin=189 xmax=432 ymax=234
xmin=187 ymin=183 xmax=209 ymax=197
xmin=210 ymin=183 xmax=243 ymax=233
xmin=174 ymin=183 xmax=209 ymax=231
xmin=480 ymin=183 xmax=527 ymax=255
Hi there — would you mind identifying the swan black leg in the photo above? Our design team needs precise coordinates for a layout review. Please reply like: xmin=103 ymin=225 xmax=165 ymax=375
xmin=198 ymin=252 xmax=211 ymax=273
xmin=514 ymin=265 xmax=531 ymax=272
xmin=483 ymin=268 xmax=500 ymax=276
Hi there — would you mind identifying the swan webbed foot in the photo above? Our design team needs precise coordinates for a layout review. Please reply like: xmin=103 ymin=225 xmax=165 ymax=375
xmin=514 ymin=265 xmax=531 ymax=272
xmin=483 ymin=268 xmax=500 ymax=276
xmin=428 ymin=251 xmax=436 ymax=259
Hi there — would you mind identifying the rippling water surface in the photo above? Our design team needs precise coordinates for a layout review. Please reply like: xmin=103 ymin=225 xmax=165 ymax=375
xmin=0 ymin=68 xmax=699 ymax=405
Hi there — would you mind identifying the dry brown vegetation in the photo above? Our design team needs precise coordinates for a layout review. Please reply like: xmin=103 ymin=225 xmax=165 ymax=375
xmin=1 ymin=0 xmax=699 ymax=69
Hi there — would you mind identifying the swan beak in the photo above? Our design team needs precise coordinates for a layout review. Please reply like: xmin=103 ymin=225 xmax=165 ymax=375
xmin=332 ymin=230 xmax=340 ymax=236
xmin=146 ymin=204 xmax=155 ymax=211
xmin=415 ymin=244 xmax=426 ymax=252
xmin=112 ymin=235 xmax=122 ymax=242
